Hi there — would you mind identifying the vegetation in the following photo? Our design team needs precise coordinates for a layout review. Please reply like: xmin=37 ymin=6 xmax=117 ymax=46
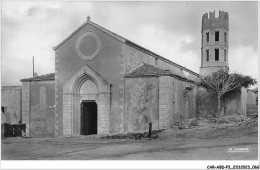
xmin=198 ymin=70 xmax=256 ymax=117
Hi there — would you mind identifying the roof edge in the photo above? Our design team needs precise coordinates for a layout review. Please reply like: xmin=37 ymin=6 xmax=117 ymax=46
xmin=20 ymin=79 xmax=55 ymax=82
xmin=20 ymin=73 xmax=55 ymax=82
xmin=125 ymin=74 xmax=196 ymax=84
xmin=124 ymin=63 xmax=196 ymax=84
xmin=125 ymin=40 xmax=200 ymax=77
xmin=53 ymin=21 xmax=89 ymax=50
xmin=1 ymin=86 xmax=22 ymax=90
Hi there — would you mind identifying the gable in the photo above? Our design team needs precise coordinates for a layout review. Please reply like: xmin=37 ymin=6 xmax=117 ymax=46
xmin=53 ymin=20 xmax=125 ymax=51
xmin=53 ymin=19 xmax=199 ymax=80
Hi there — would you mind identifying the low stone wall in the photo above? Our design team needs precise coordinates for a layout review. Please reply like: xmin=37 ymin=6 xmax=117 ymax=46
xmin=1 ymin=86 xmax=22 ymax=125
xmin=197 ymin=87 xmax=247 ymax=118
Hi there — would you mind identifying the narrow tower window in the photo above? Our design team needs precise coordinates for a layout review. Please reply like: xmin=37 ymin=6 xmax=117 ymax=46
xmin=215 ymin=49 xmax=219 ymax=61
xmin=206 ymin=32 xmax=209 ymax=42
xmin=224 ymin=49 xmax=227 ymax=61
xmin=224 ymin=32 xmax=227 ymax=42
xmin=206 ymin=49 xmax=209 ymax=61
xmin=215 ymin=31 xmax=219 ymax=41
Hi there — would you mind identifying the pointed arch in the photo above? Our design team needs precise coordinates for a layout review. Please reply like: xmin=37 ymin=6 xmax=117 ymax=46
xmin=62 ymin=64 xmax=111 ymax=136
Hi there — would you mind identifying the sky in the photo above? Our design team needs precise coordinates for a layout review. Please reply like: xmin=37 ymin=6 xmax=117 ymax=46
xmin=1 ymin=1 xmax=258 ymax=86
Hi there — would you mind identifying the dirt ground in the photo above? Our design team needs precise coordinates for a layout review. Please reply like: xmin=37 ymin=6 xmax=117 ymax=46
xmin=1 ymin=121 xmax=258 ymax=160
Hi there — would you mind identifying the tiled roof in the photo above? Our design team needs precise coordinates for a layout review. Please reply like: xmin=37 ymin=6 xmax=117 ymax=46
xmin=125 ymin=63 xmax=195 ymax=83
xmin=125 ymin=63 xmax=172 ymax=77
xmin=20 ymin=73 xmax=55 ymax=82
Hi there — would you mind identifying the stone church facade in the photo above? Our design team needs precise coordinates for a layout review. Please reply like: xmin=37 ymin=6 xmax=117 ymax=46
xmin=53 ymin=17 xmax=199 ymax=137
xmin=16 ymin=11 xmax=253 ymax=138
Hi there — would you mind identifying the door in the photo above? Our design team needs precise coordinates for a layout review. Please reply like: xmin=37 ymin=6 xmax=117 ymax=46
xmin=80 ymin=101 xmax=97 ymax=135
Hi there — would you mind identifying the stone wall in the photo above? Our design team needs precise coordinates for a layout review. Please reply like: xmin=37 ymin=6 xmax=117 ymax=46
xmin=125 ymin=76 xmax=197 ymax=131
xmin=124 ymin=77 xmax=159 ymax=132
xmin=30 ymin=81 xmax=55 ymax=138
xmin=158 ymin=77 xmax=197 ymax=126
xmin=159 ymin=76 xmax=174 ymax=129
xmin=247 ymin=89 xmax=258 ymax=105
xmin=1 ymin=86 xmax=22 ymax=124
xmin=62 ymin=93 xmax=72 ymax=136
xmin=247 ymin=89 xmax=258 ymax=115
xmin=123 ymin=44 xmax=199 ymax=130
xmin=124 ymin=44 xmax=199 ymax=84
xmin=239 ymin=87 xmax=247 ymax=116
xmin=124 ymin=45 xmax=155 ymax=74
xmin=22 ymin=82 xmax=30 ymax=136
xmin=156 ymin=60 xmax=199 ymax=82
xmin=55 ymin=23 xmax=122 ymax=135
xmin=197 ymin=87 xmax=247 ymax=118
xmin=98 ymin=93 xmax=110 ymax=134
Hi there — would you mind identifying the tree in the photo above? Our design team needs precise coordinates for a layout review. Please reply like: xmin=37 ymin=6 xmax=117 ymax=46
xmin=197 ymin=70 xmax=256 ymax=117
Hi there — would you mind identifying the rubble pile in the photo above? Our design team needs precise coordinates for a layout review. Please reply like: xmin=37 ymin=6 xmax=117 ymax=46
xmin=161 ymin=115 xmax=258 ymax=139
xmin=172 ymin=118 xmax=212 ymax=130
xmin=100 ymin=132 xmax=158 ymax=140
xmin=171 ymin=114 xmax=257 ymax=130
xmin=212 ymin=115 xmax=258 ymax=127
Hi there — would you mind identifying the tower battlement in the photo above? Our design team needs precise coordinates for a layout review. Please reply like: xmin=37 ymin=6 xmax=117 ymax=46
xmin=202 ymin=11 xmax=229 ymax=31
xmin=200 ymin=10 xmax=229 ymax=75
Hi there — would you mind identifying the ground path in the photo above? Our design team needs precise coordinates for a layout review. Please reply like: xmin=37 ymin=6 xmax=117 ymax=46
xmin=1 ymin=125 xmax=258 ymax=160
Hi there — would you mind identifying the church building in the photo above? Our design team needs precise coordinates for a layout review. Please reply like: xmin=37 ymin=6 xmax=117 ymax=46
xmin=17 ymin=11 xmax=252 ymax=138
xmin=20 ymin=16 xmax=199 ymax=137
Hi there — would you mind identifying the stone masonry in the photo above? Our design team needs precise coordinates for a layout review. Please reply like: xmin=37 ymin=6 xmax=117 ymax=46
xmin=159 ymin=76 xmax=174 ymax=129
xmin=62 ymin=64 xmax=111 ymax=136
xmin=1 ymin=86 xmax=22 ymax=124
xmin=200 ymin=11 xmax=229 ymax=75
xmin=22 ymin=82 xmax=30 ymax=136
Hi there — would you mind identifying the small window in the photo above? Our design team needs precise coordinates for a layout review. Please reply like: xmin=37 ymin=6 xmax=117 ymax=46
xmin=1 ymin=106 xmax=6 ymax=113
xmin=224 ymin=50 xmax=227 ymax=61
xmin=206 ymin=49 xmax=209 ymax=61
xmin=224 ymin=32 xmax=227 ymax=42
xmin=215 ymin=31 xmax=219 ymax=41
xmin=206 ymin=32 xmax=209 ymax=42
xmin=215 ymin=49 xmax=219 ymax=61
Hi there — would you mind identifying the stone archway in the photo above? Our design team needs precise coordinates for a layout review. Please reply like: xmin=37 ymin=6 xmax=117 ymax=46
xmin=62 ymin=64 xmax=111 ymax=136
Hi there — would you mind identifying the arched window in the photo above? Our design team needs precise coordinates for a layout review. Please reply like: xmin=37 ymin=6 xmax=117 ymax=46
xmin=206 ymin=32 xmax=209 ymax=42
xmin=224 ymin=32 xmax=227 ymax=42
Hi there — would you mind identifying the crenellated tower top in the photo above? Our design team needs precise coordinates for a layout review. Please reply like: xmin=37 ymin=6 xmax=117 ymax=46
xmin=200 ymin=10 xmax=229 ymax=75
xmin=202 ymin=11 xmax=229 ymax=32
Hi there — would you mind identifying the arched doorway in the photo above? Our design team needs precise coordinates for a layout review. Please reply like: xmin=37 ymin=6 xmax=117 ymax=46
xmin=80 ymin=101 xmax=97 ymax=135
xmin=62 ymin=64 xmax=111 ymax=136
xmin=75 ymin=77 xmax=98 ymax=136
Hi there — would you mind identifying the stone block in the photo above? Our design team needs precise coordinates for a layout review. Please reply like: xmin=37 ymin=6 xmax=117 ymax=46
xmin=159 ymin=93 xmax=170 ymax=99
xmin=159 ymin=105 xmax=169 ymax=109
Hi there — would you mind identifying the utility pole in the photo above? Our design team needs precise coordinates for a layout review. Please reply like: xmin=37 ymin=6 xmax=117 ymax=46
xmin=32 ymin=56 xmax=34 ymax=77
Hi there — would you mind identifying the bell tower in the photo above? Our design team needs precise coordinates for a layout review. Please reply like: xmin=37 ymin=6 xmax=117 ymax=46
xmin=200 ymin=11 xmax=229 ymax=75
